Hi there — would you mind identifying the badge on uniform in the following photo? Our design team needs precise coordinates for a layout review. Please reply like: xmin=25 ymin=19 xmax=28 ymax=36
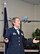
xmin=21 ymin=33 xmax=24 ymax=36
xmin=13 ymin=32 xmax=16 ymax=35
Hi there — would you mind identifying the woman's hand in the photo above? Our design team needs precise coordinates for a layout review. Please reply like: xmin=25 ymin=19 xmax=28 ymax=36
xmin=4 ymin=38 xmax=9 ymax=43
xmin=33 ymin=38 xmax=39 ymax=43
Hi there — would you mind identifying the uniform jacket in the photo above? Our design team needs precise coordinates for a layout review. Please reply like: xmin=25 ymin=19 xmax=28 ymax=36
xmin=5 ymin=27 xmax=33 ymax=54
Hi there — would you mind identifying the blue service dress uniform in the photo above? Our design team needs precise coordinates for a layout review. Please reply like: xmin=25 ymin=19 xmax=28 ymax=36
xmin=5 ymin=27 xmax=33 ymax=54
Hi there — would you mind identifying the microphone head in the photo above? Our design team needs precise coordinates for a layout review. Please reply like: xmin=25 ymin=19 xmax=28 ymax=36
xmin=21 ymin=16 xmax=28 ymax=23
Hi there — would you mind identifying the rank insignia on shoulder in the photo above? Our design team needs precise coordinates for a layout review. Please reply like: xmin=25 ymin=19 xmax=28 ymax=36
xmin=13 ymin=32 xmax=16 ymax=35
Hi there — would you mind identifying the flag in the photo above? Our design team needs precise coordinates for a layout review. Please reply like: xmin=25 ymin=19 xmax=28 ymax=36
xmin=3 ymin=7 xmax=8 ymax=54
xmin=3 ymin=7 xmax=8 ymax=38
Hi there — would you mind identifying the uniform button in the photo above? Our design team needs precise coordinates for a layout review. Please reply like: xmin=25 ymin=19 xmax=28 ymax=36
xmin=18 ymin=40 xmax=20 ymax=42
xmin=19 ymin=44 xmax=20 ymax=46
xmin=18 ymin=37 xmax=20 ymax=39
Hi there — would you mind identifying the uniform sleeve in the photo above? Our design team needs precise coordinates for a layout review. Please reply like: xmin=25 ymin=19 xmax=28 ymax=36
xmin=22 ymin=34 xmax=33 ymax=46
xmin=26 ymin=38 xmax=33 ymax=45
xmin=20 ymin=30 xmax=33 ymax=46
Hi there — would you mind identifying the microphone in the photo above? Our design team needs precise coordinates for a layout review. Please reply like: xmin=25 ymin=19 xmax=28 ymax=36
xmin=21 ymin=16 xmax=29 ymax=23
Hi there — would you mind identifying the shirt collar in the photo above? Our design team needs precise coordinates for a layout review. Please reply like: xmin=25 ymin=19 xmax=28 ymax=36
xmin=14 ymin=26 xmax=19 ymax=30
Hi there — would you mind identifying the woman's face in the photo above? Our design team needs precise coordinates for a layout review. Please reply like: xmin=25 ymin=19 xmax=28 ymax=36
xmin=13 ymin=18 xmax=21 ymax=28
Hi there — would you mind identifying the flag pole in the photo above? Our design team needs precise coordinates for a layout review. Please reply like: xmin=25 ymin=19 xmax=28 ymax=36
xmin=4 ymin=1 xmax=6 ymax=54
